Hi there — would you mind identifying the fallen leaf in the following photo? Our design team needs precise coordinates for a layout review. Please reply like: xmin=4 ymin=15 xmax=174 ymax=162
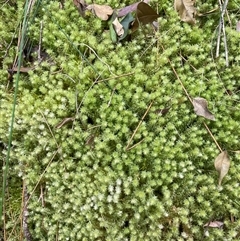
xmin=152 ymin=21 xmax=159 ymax=31
xmin=131 ymin=2 xmax=160 ymax=32
xmin=204 ymin=221 xmax=224 ymax=228
xmin=117 ymin=2 xmax=139 ymax=18
xmin=117 ymin=0 xmax=150 ymax=17
xmin=73 ymin=0 xmax=87 ymax=17
xmin=174 ymin=0 xmax=196 ymax=24
xmin=112 ymin=18 xmax=124 ymax=36
xmin=192 ymin=97 xmax=215 ymax=120
xmin=86 ymin=4 xmax=113 ymax=21
xmin=214 ymin=151 xmax=230 ymax=186
xmin=119 ymin=13 xmax=135 ymax=41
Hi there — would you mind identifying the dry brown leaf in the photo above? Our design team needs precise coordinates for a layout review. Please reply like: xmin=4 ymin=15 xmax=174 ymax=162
xmin=112 ymin=18 xmax=124 ymax=36
xmin=193 ymin=97 xmax=215 ymax=121
xmin=73 ymin=0 xmax=87 ymax=16
xmin=174 ymin=0 xmax=196 ymax=24
xmin=117 ymin=0 xmax=150 ymax=17
xmin=204 ymin=221 xmax=224 ymax=228
xmin=86 ymin=4 xmax=113 ymax=20
xmin=214 ymin=151 xmax=230 ymax=186
xmin=131 ymin=2 xmax=159 ymax=32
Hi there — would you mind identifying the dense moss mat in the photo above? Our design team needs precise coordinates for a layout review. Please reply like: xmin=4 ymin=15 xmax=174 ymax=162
xmin=1 ymin=0 xmax=240 ymax=240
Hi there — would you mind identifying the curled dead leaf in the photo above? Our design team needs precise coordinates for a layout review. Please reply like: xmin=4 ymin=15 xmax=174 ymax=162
xmin=118 ymin=13 xmax=135 ymax=41
xmin=117 ymin=0 xmax=150 ymax=17
xmin=174 ymin=0 xmax=196 ymax=24
xmin=73 ymin=0 xmax=87 ymax=16
xmin=131 ymin=2 xmax=160 ymax=32
xmin=112 ymin=18 xmax=124 ymax=36
xmin=204 ymin=221 xmax=224 ymax=228
xmin=192 ymin=97 xmax=215 ymax=121
xmin=214 ymin=151 xmax=230 ymax=186
xmin=86 ymin=4 xmax=113 ymax=20
xmin=117 ymin=2 xmax=139 ymax=18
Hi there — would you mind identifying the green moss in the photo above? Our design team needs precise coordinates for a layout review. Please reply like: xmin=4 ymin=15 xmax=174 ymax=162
xmin=1 ymin=0 xmax=240 ymax=240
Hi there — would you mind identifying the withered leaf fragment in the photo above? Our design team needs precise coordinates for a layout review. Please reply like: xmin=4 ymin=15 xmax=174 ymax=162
xmin=119 ymin=13 xmax=135 ymax=41
xmin=192 ymin=97 xmax=215 ymax=120
xmin=112 ymin=18 xmax=124 ymax=36
xmin=174 ymin=0 xmax=196 ymax=24
xmin=117 ymin=0 xmax=150 ymax=17
xmin=73 ymin=0 xmax=87 ymax=16
xmin=214 ymin=151 xmax=230 ymax=186
xmin=86 ymin=4 xmax=113 ymax=20
xmin=131 ymin=2 xmax=160 ymax=32
xmin=204 ymin=221 xmax=224 ymax=228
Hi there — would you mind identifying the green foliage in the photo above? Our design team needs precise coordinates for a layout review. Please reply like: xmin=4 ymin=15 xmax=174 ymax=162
xmin=1 ymin=0 xmax=240 ymax=240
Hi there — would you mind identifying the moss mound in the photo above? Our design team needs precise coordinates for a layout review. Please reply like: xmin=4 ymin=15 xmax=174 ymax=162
xmin=1 ymin=0 xmax=240 ymax=240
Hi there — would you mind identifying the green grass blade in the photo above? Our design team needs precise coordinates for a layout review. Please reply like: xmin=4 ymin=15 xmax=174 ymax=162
xmin=0 ymin=0 xmax=30 ymax=227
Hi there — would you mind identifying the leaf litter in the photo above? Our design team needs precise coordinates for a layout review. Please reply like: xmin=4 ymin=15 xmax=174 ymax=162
xmin=204 ymin=221 xmax=224 ymax=228
xmin=174 ymin=0 xmax=196 ymax=24
xmin=214 ymin=151 xmax=230 ymax=186
xmin=112 ymin=18 xmax=124 ymax=36
xmin=86 ymin=4 xmax=113 ymax=20
xmin=131 ymin=2 xmax=160 ymax=32
xmin=192 ymin=97 xmax=215 ymax=121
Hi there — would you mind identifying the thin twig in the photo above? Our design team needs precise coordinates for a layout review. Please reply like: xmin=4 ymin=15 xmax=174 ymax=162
xmin=23 ymin=184 xmax=32 ymax=241
xmin=75 ymin=73 xmax=102 ymax=115
xmin=79 ymin=43 xmax=116 ymax=76
xmin=40 ymin=111 xmax=60 ymax=149
xmin=216 ymin=7 xmax=222 ymax=57
xmin=107 ymin=87 xmax=116 ymax=107
xmin=203 ymin=122 xmax=222 ymax=152
xmin=126 ymin=138 xmax=145 ymax=151
xmin=162 ymin=44 xmax=222 ymax=153
xmin=8 ymin=148 xmax=60 ymax=240
xmin=221 ymin=17 xmax=229 ymax=66
xmin=216 ymin=0 xmax=229 ymax=67
xmin=97 ymin=72 xmax=134 ymax=83
xmin=38 ymin=185 xmax=45 ymax=207
xmin=161 ymin=44 xmax=192 ymax=104
xmin=126 ymin=101 xmax=154 ymax=150
xmin=221 ymin=0 xmax=229 ymax=66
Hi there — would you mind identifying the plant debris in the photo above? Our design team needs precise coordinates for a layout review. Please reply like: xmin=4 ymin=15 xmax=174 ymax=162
xmin=192 ymin=97 xmax=215 ymax=121
xmin=131 ymin=2 xmax=160 ymax=32
xmin=174 ymin=0 xmax=196 ymax=24
xmin=214 ymin=151 xmax=230 ymax=186
xmin=86 ymin=4 xmax=113 ymax=20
